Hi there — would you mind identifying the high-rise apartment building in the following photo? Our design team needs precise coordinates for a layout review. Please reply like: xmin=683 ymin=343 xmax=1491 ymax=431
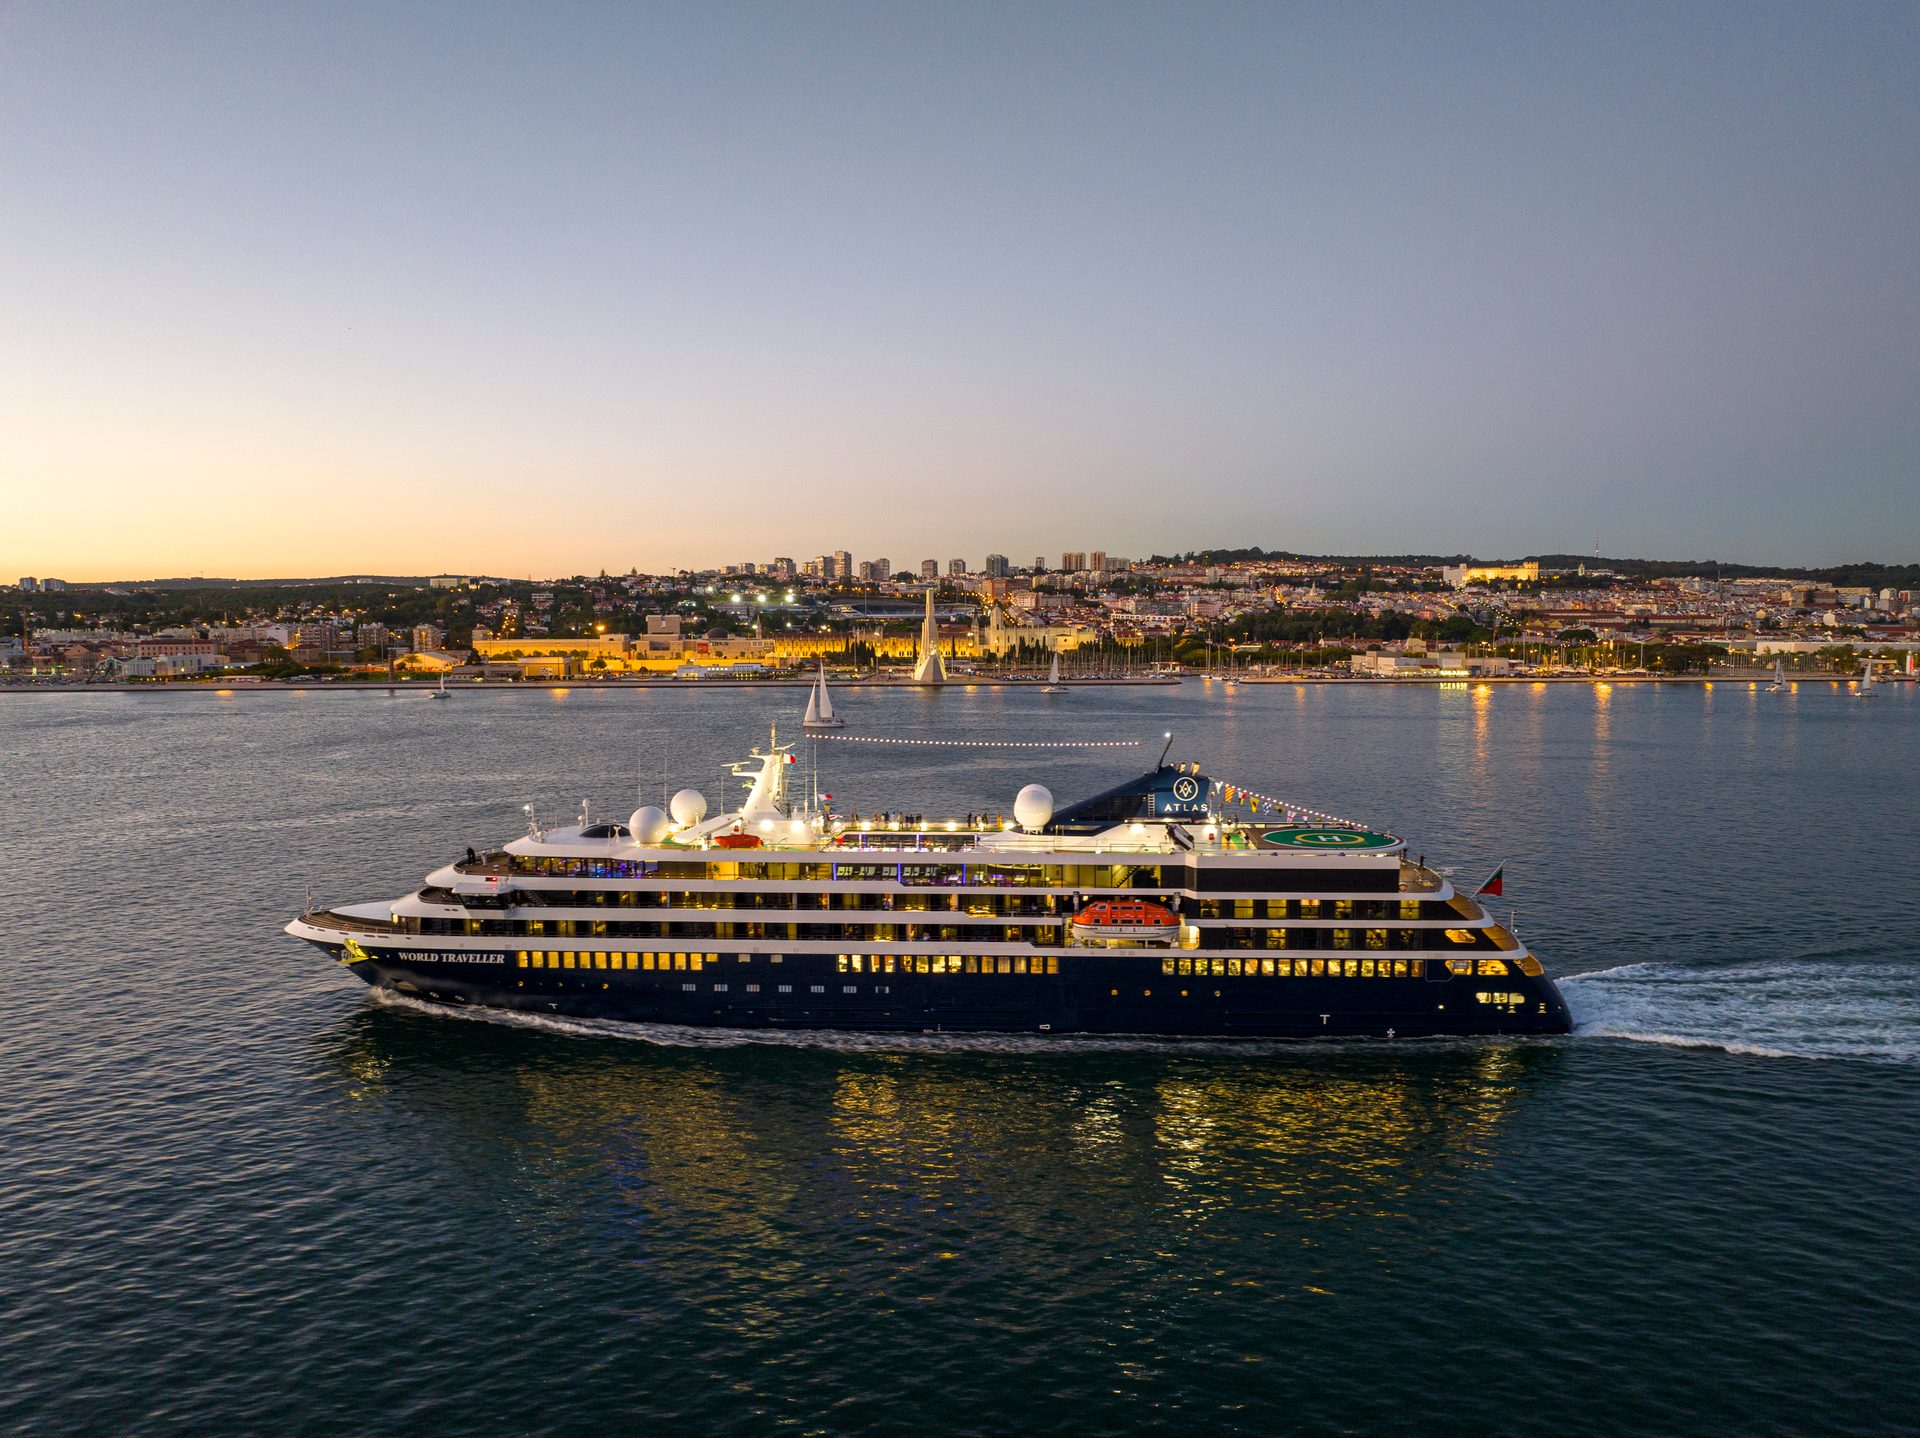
xmin=1089 ymin=551 xmax=1107 ymax=575
xmin=832 ymin=550 xmax=853 ymax=581
xmin=1062 ymin=552 xmax=1086 ymax=572
xmin=858 ymin=559 xmax=891 ymax=582
xmin=984 ymin=554 xmax=1011 ymax=578
xmin=920 ymin=559 xmax=938 ymax=580
xmin=411 ymin=623 xmax=445 ymax=652
xmin=948 ymin=559 xmax=966 ymax=576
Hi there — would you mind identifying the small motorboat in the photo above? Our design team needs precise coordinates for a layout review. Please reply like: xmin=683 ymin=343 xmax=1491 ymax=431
xmin=1070 ymin=898 xmax=1180 ymax=943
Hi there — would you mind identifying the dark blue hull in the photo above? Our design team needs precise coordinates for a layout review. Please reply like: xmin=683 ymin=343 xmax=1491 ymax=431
xmin=306 ymin=939 xmax=1573 ymax=1039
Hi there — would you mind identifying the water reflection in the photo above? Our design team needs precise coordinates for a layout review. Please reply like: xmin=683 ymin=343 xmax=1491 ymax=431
xmin=316 ymin=1005 xmax=1561 ymax=1251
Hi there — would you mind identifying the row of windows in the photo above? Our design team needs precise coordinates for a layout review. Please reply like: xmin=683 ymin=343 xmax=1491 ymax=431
xmin=835 ymin=954 xmax=1061 ymax=976
xmin=1156 ymin=956 xmax=1516 ymax=979
xmin=419 ymin=915 xmax=1497 ymax=952
xmin=518 ymin=950 xmax=731 ymax=971
xmin=507 ymin=949 xmax=1519 ymax=981
xmin=487 ymin=889 xmax=1447 ymax=922
xmin=513 ymin=857 xmax=1194 ymax=887
xmin=1476 ymin=990 xmax=1527 ymax=1004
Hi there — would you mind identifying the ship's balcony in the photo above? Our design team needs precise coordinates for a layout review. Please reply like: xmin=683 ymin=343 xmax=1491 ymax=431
xmin=1399 ymin=861 xmax=1445 ymax=893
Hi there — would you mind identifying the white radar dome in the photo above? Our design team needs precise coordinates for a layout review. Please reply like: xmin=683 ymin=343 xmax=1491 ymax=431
xmin=1013 ymin=783 xmax=1054 ymax=831
xmin=669 ymin=788 xmax=708 ymax=827
xmin=628 ymin=805 xmax=671 ymax=844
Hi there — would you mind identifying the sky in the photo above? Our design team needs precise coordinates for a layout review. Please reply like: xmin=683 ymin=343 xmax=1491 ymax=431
xmin=1 ymin=1 xmax=1915 ymax=580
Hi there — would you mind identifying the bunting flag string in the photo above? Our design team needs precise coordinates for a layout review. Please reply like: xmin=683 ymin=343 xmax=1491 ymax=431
xmin=1213 ymin=777 xmax=1366 ymax=829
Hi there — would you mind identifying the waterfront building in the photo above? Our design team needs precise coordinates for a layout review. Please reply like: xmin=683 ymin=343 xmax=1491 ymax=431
xmin=1443 ymin=561 xmax=1541 ymax=588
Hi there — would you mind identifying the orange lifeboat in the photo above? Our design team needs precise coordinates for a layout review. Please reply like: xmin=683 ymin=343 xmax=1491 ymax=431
xmin=1070 ymin=899 xmax=1180 ymax=944
xmin=714 ymin=833 xmax=762 ymax=849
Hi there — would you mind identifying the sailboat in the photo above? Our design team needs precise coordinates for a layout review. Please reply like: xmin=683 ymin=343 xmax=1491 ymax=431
xmin=1040 ymin=650 xmax=1064 ymax=694
xmin=1766 ymin=658 xmax=1787 ymax=692
xmin=803 ymin=659 xmax=844 ymax=728
xmin=428 ymin=672 xmax=450 ymax=700
xmin=1856 ymin=657 xmax=1879 ymax=697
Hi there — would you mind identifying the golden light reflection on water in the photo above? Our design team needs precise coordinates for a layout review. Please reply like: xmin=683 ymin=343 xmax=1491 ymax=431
xmin=325 ymin=1012 xmax=1545 ymax=1255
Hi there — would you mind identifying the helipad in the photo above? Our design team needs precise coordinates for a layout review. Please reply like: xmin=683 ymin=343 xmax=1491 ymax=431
xmin=1257 ymin=827 xmax=1399 ymax=851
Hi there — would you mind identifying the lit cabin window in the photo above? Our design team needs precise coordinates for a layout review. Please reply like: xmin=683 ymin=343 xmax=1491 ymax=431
xmin=1332 ymin=930 xmax=1354 ymax=950
xmin=1478 ymin=958 xmax=1510 ymax=976
xmin=1444 ymin=929 xmax=1478 ymax=945
xmin=563 ymin=952 xmax=576 ymax=968
xmin=1446 ymin=957 xmax=1474 ymax=974
xmin=1399 ymin=900 xmax=1421 ymax=920
xmin=1365 ymin=929 xmax=1387 ymax=950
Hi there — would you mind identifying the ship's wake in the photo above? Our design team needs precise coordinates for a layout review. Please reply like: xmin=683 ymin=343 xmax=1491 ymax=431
xmin=1562 ymin=956 xmax=1920 ymax=1064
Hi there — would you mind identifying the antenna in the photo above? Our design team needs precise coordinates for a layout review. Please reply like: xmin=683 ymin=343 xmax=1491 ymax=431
xmin=1158 ymin=731 xmax=1175 ymax=768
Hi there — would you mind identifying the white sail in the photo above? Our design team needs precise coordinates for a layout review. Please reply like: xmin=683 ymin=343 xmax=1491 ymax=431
xmin=1049 ymin=651 xmax=1060 ymax=684
xmin=804 ymin=659 xmax=843 ymax=727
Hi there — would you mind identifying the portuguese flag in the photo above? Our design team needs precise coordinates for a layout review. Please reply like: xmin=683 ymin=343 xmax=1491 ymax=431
xmin=1476 ymin=865 xmax=1505 ymax=899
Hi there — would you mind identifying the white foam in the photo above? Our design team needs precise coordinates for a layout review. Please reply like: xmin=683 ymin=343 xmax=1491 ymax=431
xmin=1563 ymin=958 xmax=1920 ymax=1064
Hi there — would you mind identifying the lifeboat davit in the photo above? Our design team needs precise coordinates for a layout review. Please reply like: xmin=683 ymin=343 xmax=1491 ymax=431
xmin=1071 ymin=899 xmax=1179 ymax=944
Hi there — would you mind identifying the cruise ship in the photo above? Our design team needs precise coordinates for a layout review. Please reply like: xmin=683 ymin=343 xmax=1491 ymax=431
xmin=286 ymin=730 xmax=1571 ymax=1038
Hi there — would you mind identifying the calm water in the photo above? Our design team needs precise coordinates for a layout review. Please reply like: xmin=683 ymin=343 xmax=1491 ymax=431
xmin=3 ymin=681 xmax=1917 ymax=1437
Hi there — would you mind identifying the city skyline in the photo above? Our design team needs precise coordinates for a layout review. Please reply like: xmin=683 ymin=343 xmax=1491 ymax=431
xmin=4 ymin=3 xmax=1917 ymax=579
